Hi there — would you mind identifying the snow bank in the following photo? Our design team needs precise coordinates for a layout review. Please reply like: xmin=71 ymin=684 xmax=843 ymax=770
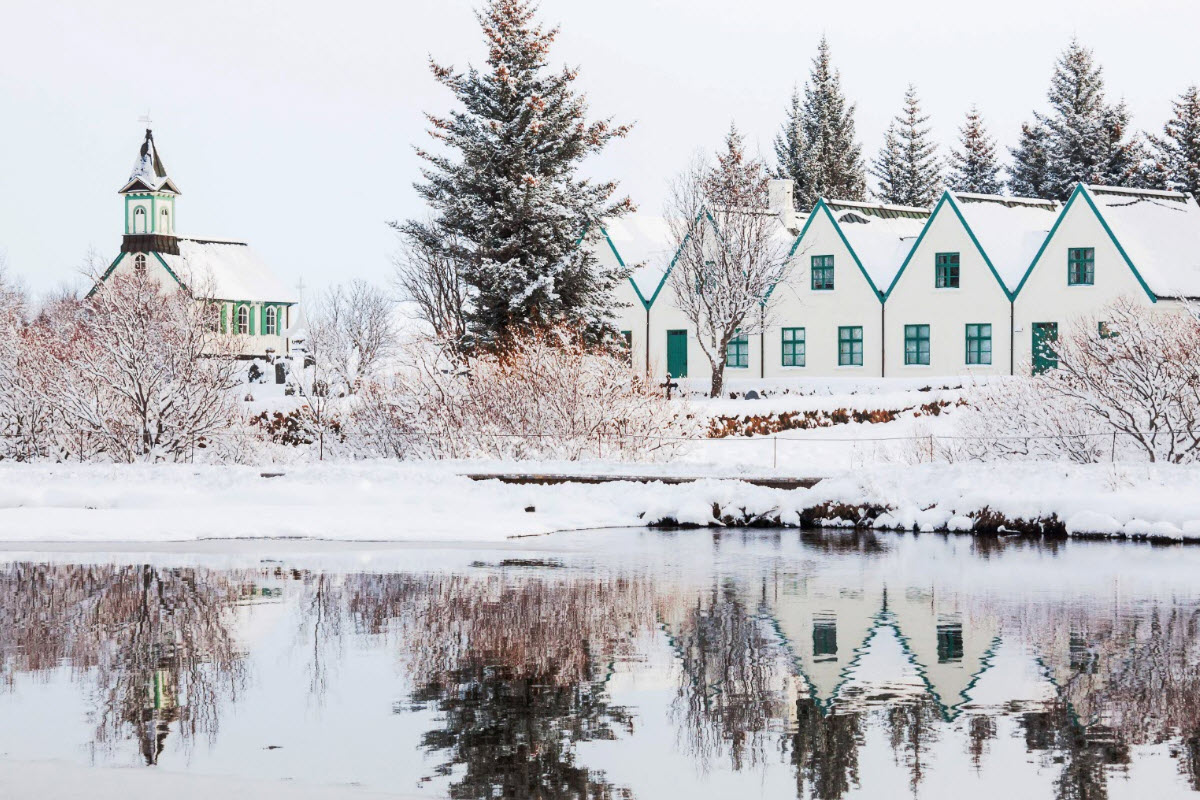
xmin=1 ymin=461 xmax=1198 ymax=543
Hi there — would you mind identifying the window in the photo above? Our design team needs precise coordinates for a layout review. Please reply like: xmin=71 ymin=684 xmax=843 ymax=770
xmin=781 ymin=327 xmax=806 ymax=367
xmin=160 ymin=207 xmax=171 ymax=234
xmin=1098 ymin=321 xmax=1117 ymax=339
xmin=1068 ymin=247 xmax=1095 ymax=285
xmin=838 ymin=326 xmax=863 ymax=366
xmin=236 ymin=305 xmax=249 ymax=335
xmin=726 ymin=332 xmax=749 ymax=369
xmin=813 ymin=617 xmax=837 ymax=663
xmin=265 ymin=306 xmax=278 ymax=336
xmin=937 ymin=618 xmax=964 ymax=663
xmin=904 ymin=324 xmax=930 ymax=365
xmin=133 ymin=206 xmax=147 ymax=233
xmin=133 ymin=253 xmax=147 ymax=274
xmin=965 ymin=323 xmax=992 ymax=365
xmin=935 ymin=252 xmax=960 ymax=288
xmin=811 ymin=255 xmax=835 ymax=290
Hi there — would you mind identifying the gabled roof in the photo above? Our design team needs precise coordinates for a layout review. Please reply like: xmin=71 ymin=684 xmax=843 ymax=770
xmin=884 ymin=191 xmax=1059 ymax=300
xmin=1086 ymin=185 xmax=1200 ymax=299
xmin=792 ymin=199 xmax=929 ymax=299
xmin=119 ymin=129 xmax=181 ymax=195
xmin=596 ymin=214 xmax=678 ymax=309
xmin=160 ymin=238 xmax=297 ymax=303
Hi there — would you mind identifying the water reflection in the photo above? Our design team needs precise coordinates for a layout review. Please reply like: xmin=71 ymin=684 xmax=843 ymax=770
xmin=1 ymin=534 xmax=1200 ymax=798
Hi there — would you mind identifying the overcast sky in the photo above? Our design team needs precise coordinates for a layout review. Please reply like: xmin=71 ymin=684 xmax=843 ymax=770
xmin=2 ymin=0 xmax=1198 ymax=299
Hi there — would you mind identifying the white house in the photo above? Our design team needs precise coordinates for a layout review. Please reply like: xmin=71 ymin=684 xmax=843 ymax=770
xmin=92 ymin=128 xmax=298 ymax=358
xmin=882 ymin=192 xmax=1060 ymax=377
xmin=1013 ymin=184 xmax=1200 ymax=374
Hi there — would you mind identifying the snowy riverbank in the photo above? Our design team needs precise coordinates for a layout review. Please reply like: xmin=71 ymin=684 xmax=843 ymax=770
xmin=1 ymin=461 xmax=1199 ymax=542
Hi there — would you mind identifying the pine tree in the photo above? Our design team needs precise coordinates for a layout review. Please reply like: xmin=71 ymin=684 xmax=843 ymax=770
xmin=871 ymin=85 xmax=941 ymax=207
xmin=401 ymin=0 xmax=632 ymax=349
xmin=947 ymin=106 xmax=1004 ymax=194
xmin=1149 ymin=85 xmax=1200 ymax=196
xmin=774 ymin=37 xmax=866 ymax=210
xmin=1008 ymin=122 xmax=1052 ymax=198
xmin=1037 ymin=39 xmax=1144 ymax=199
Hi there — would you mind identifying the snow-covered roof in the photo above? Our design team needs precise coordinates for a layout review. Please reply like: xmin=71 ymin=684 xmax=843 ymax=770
xmin=825 ymin=200 xmax=930 ymax=291
xmin=600 ymin=214 xmax=678 ymax=300
xmin=953 ymin=193 xmax=1061 ymax=292
xmin=1086 ymin=186 xmax=1200 ymax=299
xmin=120 ymin=129 xmax=181 ymax=194
xmin=160 ymin=238 xmax=298 ymax=304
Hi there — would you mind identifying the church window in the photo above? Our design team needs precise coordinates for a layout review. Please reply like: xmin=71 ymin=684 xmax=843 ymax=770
xmin=160 ymin=207 xmax=171 ymax=234
xmin=237 ymin=305 xmax=249 ymax=335
xmin=265 ymin=306 xmax=278 ymax=335
xmin=133 ymin=206 xmax=147 ymax=233
xmin=133 ymin=253 xmax=147 ymax=274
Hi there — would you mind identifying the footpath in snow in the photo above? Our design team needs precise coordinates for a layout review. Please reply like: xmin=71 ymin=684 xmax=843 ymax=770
xmin=1 ymin=461 xmax=1199 ymax=543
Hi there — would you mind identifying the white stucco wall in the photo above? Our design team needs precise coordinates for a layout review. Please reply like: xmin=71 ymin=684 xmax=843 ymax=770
xmin=884 ymin=204 xmax=1014 ymax=378
xmin=1013 ymin=199 xmax=1155 ymax=375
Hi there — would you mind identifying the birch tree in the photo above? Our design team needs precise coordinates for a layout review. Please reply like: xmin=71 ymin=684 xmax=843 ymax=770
xmin=667 ymin=126 xmax=794 ymax=397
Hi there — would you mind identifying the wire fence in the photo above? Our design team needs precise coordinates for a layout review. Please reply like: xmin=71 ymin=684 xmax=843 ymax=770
xmin=0 ymin=426 xmax=1190 ymax=469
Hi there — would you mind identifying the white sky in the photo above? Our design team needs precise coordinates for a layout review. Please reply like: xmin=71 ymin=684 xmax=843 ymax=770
xmin=2 ymin=0 xmax=1198 ymax=299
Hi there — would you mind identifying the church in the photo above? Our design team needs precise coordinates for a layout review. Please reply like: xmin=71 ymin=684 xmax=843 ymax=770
xmin=91 ymin=128 xmax=299 ymax=358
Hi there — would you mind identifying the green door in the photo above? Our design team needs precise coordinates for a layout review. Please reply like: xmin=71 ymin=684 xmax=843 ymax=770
xmin=666 ymin=330 xmax=688 ymax=378
xmin=1032 ymin=322 xmax=1058 ymax=375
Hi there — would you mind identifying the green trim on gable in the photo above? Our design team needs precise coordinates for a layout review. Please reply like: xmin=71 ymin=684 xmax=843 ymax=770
xmin=642 ymin=210 xmax=706 ymax=308
xmin=149 ymin=252 xmax=185 ymax=289
xmin=883 ymin=191 xmax=1016 ymax=302
xmin=794 ymin=199 xmax=885 ymax=302
xmin=1011 ymin=184 xmax=1157 ymax=303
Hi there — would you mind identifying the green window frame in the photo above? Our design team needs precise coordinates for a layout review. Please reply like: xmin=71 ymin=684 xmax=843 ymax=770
xmin=838 ymin=326 xmax=863 ymax=366
xmin=811 ymin=255 xmax=835 ymax=290
xmin=781 ymin=327 xmax=806 ymax=367
xmin=965 ymin=323 xmax=992 ymax=365
xmin=935 ymin=252 xmax=960 ymax=288
xmin=726 ymin=332 xmax=749 ymax=369
xmin=904 ymin=324 xmax=930 ymax=365
xmin=1068 ymin=247 xmax=1095 ymax=285
xmin=1098 ymin=321 xmax=1118 ymax=339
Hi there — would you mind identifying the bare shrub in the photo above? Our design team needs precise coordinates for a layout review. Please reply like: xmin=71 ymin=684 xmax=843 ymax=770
xmin=351 ymin=326 xmax=698 ymax=461
xmin=308 ymin=280 xmax=397 ymax=394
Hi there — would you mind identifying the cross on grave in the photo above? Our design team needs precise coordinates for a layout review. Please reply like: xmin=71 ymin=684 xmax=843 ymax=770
xmin=661 ymin=376 xmax=679 ymax=400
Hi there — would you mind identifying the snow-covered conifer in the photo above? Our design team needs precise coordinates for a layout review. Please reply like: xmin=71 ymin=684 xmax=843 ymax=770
xmin=1008 ymin=122 xmax=1052 ymax=198
xmin=947 ymin=106 xmax=1004 ymax=194
xmin=400 ymin=0 xmax=632 ymax=350
xmin=773 ymin=37 xmax=866 ymax=209
xmin=871 ymin=85 xmax=941 ymax=207
xmin=1149 ymin=85 xmax=1200 ymax=196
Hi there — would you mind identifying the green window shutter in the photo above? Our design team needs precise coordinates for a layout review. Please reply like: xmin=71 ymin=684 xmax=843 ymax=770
xmin=811 ymin=255 xmax=835 ymax=290
xmin=220 ymin=304 xmax=227 ymax=334
xmin=838 ymin=326 xmax=863 ymax=366
xmin=261 ymin=304 xmax=267 ymax=335
xmin=781 ymin=327 xmax=805 ymax=367
xmin=935 ymin=253 xmax=960 ymax=288
xmin=904 ymin=324 xmax=930 ymax=365
xmin=248 ymin=304 xmax=256 ymax=336
xmin=1068 ymin=247 xmax=1095 ymax=285
xmin=965 ymin=323 xmax=992 ymax=365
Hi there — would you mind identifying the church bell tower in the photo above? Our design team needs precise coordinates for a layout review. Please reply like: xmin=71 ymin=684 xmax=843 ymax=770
xmin=118 ymin=128 xmax=182 ymax=256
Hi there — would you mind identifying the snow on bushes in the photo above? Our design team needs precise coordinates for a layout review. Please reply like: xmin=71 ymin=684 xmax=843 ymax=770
xmin=350 ymin=327 xmax=699 ymax=461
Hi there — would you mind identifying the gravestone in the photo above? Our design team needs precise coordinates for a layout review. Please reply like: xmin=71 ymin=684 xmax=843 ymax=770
xmin=275 ymin=363 xmax=286 ymax=384
xmin=745 ymin=390 xmax=760 ymax=400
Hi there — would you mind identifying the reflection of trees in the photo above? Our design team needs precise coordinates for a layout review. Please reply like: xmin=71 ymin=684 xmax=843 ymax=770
xmin=884 ymin=697 xmax=941 ymax=797
xmin=336 ymin=572 xmax=654 ymax=800
xmin=0 ymin=563 xmax=247 ymax=763
xmin=666 ymin=580 xmax=790 ymax=772
xmin=789 ymin=699 xmax=863 ymax=800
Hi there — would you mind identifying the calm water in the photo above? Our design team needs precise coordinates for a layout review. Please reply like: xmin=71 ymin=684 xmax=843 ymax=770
xmin=2 ymin=531 xmax=1200 ymax=798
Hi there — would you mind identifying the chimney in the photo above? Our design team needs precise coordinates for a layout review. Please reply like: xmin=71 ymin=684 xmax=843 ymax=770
xmin=768 ymin=178 xmax=796 ymax=229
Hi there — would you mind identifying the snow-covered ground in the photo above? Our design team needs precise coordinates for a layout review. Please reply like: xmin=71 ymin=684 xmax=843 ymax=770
xmin=2 ymin=459 xmax=1198 ymax=542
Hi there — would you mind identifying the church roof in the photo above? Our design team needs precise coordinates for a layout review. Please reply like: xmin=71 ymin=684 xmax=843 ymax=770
xmin=120 ymin=129 xmax=181 ymax=194
xmin=159 ymin=238 xmax=297 ymax=304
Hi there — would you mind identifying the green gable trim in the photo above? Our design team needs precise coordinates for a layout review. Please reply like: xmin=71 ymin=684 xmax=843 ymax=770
xmin=149 ymin=252 xmax=185 ymax=289
xmin=793 ymin=199 xmax=886 ymax=302
xmin=595 ymin=224 xmax=652 ymax=309
xmin=1011 ymin=184 xmax=1157 ymax=303
xmin=883 ymin=191 xmax=1015 ymax=302
xmin=641 ymin=210 xmax=707 ymax=308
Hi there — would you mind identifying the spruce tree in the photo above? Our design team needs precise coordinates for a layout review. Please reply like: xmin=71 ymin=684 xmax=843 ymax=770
xmin=871 ymin=85 xmax=941 ymax=207
xmin=1008 ymin=122 xmax=1052 ymax=198
xmin=1037 ymin=39 xmax=1144 ymax=198
xmin=947 ymin=106 xmax=1004 ymax=194
xmin=774 ymin=37 xmax=866 ymax=210
xmin=401 ymin=0 xmax=632 ymax=349
xmin=1149 ymin=85 xmax=1200 ymax=196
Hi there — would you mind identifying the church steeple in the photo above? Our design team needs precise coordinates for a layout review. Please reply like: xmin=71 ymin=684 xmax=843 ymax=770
xmin=120 ymin=128 xmax=182 ymax=255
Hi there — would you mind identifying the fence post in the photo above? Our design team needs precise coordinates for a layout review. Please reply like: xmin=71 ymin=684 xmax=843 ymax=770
xmin=1111 ymin=431 xmax=1117 ymax=463
xmin=597 ymin=429 xmax=602 ymax=459
xmin=929 ymin=434 xmax=934 ymax=463
xmin=772 ymin=437 xmax=777 ymax=470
